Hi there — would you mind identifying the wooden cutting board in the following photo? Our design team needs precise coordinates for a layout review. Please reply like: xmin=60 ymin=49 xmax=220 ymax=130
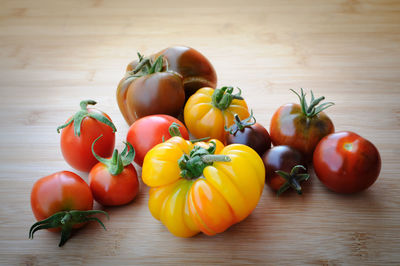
xmin=1 ymin=0 xmax=399 ymax=265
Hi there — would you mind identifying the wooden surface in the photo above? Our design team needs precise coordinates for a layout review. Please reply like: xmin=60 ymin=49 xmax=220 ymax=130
xmin=1 ymin=0 xmax=399 ymax=265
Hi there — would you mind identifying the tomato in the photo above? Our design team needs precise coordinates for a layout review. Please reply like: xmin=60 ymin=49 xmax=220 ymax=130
xmin=89 ymin=137 xmax=139 ymax=206
xmin=126 ymin=46 xmax=217 ymax=101
xmin=142 ymin=136 xmax=265 ymax=237
xmin=57 ymin=100 xmax=116 ymax=172
xmin=262 ymin=146 xmax=309 ymax=195
xmin=117 ymin=55 xmax=185 ymax=125
xmin=225 ymin=111 xmax=271 ymax=156
xmin=313 ymin=131 xmax=381 ymax=194
xmin=184 ymin=87 xmax=250 ymax=143
xmin=127 ymin=115 xmax=190 ymax=166
xmin=270 ymin=89 xmax=335 ymax=159
xmin=29 ymin=171 xmax=108 ymax=246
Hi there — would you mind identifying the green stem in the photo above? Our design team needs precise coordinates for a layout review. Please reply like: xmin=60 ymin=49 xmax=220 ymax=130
xmin=57 ymin=100 xmax=116 ymax=137
xmin=178 ymin=143 xmax=230 ymax=179
xmin=275 ymin=165 xmax=310 ymax=196
xmin=212 ymin=86 xmax=244 ymax=110
xmin=29 ymin=210 xmax=109 ymax=247
xmin=290 ymin=89 xmax=334 ymax=118
xmin=225 ymin=110 xmax=256 ymax=135
xmin=91 ymin=136 xmax=135 ymax=176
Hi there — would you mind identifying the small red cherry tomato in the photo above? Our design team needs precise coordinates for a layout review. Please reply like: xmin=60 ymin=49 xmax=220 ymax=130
xmin=126 ymin=114 xmax=189 ymax=166
xmin=225 ymin=111 xmax=271 ymax=156
xmin=57 ymin=100 xmax=116 ymax=172
xmin=30 ymin=171 xmax=108 ymax=246
xmin=270 ymin=89 xmax=334 ymax=159
xmin=89 ymin=137 xmax=139 ymax=206
xmin=313 ymin=131 xmax=381 ymax=194
xmin=262 ymin=146 xmax=309 ymax=195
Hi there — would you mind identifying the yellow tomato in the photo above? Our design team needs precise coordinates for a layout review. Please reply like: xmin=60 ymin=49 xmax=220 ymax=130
xmin=184 ymin=87 xmax=250 ymax=143
xmin=142 ymin=136 xmax=265 ymax=237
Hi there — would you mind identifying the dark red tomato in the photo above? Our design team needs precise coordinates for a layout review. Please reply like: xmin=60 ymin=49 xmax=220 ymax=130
xmin=30 ymin=171 xmax=108 ymax=246
xmin=127 ymin=46 xmax=217 ymax=101
xmin=58 ymin=100 xmax=116 ymax=172
xmin=117 ymin=54 xmax=185 ymax=125
xmin=313 ymin=131 xmax=381 ymax=194
xmin=270 ymin=89 xmax=334 ymax=160
xmin=89 ymin=138 xmax=139 ymax=206
xmin=225 ymin=113 xmax=271 ymax=156
xmin=262 ymin=146 xmax=309 ymax=195
xmin=127 ymin=115 xmax=189 ymax=166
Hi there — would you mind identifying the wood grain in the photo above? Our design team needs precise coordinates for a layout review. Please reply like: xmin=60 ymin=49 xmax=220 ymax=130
xmin=0 ymin=0 xmax=399 ymax=265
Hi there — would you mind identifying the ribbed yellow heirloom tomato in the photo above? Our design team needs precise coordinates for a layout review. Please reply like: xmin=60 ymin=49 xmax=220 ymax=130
xmin=142 ymin=136 xmax=265 ymax=237
xmin=184 ymin=87 xmax=250 ymax=143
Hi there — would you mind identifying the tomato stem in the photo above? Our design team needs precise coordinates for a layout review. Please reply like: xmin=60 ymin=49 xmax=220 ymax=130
xmin=56 ymin=100 xmax=117 ymax=137
xmin=29 ymin=210 xmax=109 ymax=247
xmin=290 ymin=89 xmax=334 ymax=118
xmin=275 ymin=165 xmax=310 ymax=196
xmin=178 ymin=142 xmax=230 ymax=179
xmin=212 ymin=86 xmax=244 ymax=110
xmin=225 ymin=110 xmax=256 ymax=135
xmin=91 ymin=136 xmax=135 ymax=176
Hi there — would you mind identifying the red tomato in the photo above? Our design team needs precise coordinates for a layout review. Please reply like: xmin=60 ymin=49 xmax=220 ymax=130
xmin=30 ymin=171 xmax=108 ymax=246
xmin=270 ymin=89 xmax=334 ymax=159
xmin=89 ymin=138 xmax=139 ymax=206
xmin=126 ymin=115 xmax=189 ymax=166
xmin=58 ymin=100 xmax=116 ymax=172
xmin=313 ymin=131 xmax=381 ymax=194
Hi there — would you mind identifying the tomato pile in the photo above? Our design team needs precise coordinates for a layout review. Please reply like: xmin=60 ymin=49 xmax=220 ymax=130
xmin=29 ymin=46 xmax=381 ymax=245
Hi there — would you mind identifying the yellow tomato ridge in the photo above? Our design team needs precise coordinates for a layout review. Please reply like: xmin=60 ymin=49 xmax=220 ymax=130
xmin=203 ymin=165 xmax=248 ymax=221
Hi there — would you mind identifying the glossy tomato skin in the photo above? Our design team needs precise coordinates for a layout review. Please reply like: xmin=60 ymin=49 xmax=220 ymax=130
xmin=262 ymin=146 xmax=307 ymax=191
xmin=313 ymin=131 xmax=381 ymax=194
xmin=60 ymin=109 xmax=115 ymax=172
xmin=270 ymin=103 xmax=334 ymax=159
xmin=127 ymin=115 xmax=189 ymax=166
xmin=226 ymin=123 xmax=271 ymax=156
xmin=117 ymin=72 xmax=185 ymax=125
xmin=89 ymin=163 xmax=139 ymax=206
xmin=127 ymin=46 xmax=217 ymax=100
xmin=31 ymin=171 xmax=93 ymax=230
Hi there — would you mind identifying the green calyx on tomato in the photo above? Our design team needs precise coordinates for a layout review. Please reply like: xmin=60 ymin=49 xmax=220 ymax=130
xmin=225 ymin=110 xmax=256 ymax=135
xmin=178 ymin=142 xmax=231 ymax=180
xmin=29 ymin=210 xmax=108 ymax=247
xmin=166 ymin=122 xmax=210 ymax=143
xmin=91 ymin=135 xmax=135 ymax=176
xmin=290 ymin=88 xmax=334 ymax=118
xmin=211 ymin=86 xmax=243 ymax=110
xmin=128 ymin=53 xmax=180 ymax=79
xmin=57 ymin=100 xmax=117 ymax=137
xmin=275 ymin=165 xmax=310 ymax=196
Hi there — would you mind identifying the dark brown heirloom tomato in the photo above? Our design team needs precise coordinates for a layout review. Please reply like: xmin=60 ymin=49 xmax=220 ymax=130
xmin=117 ymin=55 xmax=185 ymax=125
xmin=313 ymin=131 xmax=381 ymax=194
xmin=262 ymin=146 xmax=309 ymax=195
xmin=127 ymin=46 xmax=217 ymax=101
xmin=225 ymin=112 xmax=271 ymax=156
xmin=270 ymin=89 xmax=335 ymax=160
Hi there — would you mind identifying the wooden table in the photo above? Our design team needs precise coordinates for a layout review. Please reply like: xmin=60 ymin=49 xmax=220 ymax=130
xmin=1 ymin=0 xmax=399 ymax=265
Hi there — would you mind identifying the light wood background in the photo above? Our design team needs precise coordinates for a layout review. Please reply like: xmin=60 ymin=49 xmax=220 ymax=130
xmin=0 ymin=0 xmax=399 ymax=265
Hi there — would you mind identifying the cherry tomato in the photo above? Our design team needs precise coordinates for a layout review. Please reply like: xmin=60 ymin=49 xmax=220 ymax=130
xmin=117 ymin=55 xmax=185 ymax=125
xmin=30 ymin=171 xmax=108 ymax=246
xmin=57 ymin=100 xmax=116 ymax=172
xmin=262 ymin=146 xmax=309 ymax=195
xmin=270 ymin=89 xmax=334 ymax=159
xmin=225 ymin=111 xmax=271 ymax=156
xmin=127 ymin=115 xmax=189 ymax=166
xmin=89 ymin=137 xmax=139 ymax=206
xmin=313 ymin=131 xmax=381 ymax=194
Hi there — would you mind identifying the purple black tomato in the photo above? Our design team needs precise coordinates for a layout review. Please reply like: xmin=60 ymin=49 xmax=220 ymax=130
xmin=262 ymin=145 xmax=310 ymax=195
xmin=225 ymin=111 xmax=271 ymax=156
